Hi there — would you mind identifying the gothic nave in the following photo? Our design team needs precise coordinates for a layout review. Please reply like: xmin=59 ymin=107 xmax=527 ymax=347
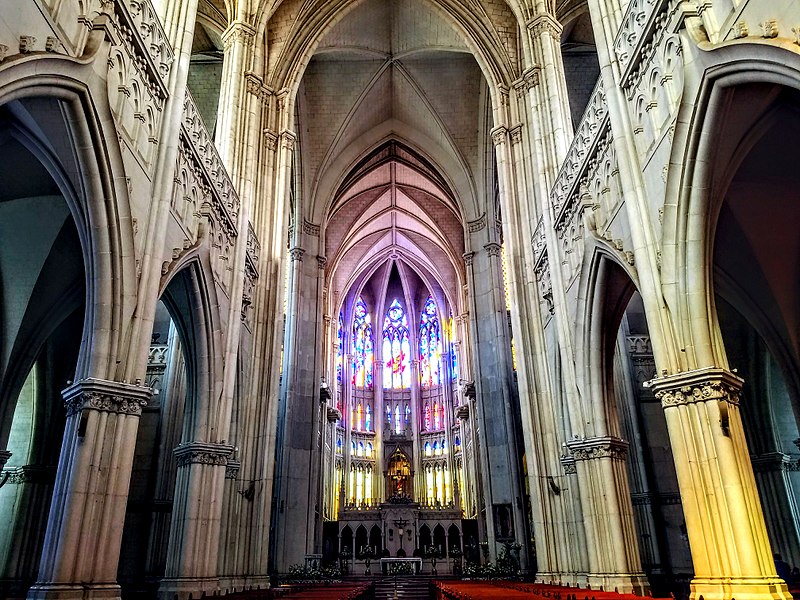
xmin=1 ymin=1 xmax=800 ymax=600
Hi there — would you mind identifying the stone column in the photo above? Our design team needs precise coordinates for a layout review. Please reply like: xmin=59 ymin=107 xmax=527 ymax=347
xmin=567 ymin=436 xmax=648 ymax=593
xmin=28 ymin=378 xmax=151 ymax=600
xmin=159 ymin=441 xmax=233 ymax=600
xmin=650 ymin=367 xmax=791 ymax=600
xmin=751 ymin=452 xmax=800 ymax=567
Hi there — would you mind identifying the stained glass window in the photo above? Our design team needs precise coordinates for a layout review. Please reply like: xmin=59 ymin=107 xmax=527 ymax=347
xmin=424 ymin=403 xmax=431 ymax=430
xmin=382 ymin=299 xmax=411 ymax=389
xmin=352 ymin=297 xmax=374 ymax=389
xmin=419 ymin=297 xmax=442 ymax=387
xmin=365 ymin=405 xmax=371 ymax=432
xmin=433 ymin=402 xmax=441 ymax=430
xmin=405 ymin=404 xmax=410 ymax=425
xmin=336 ymin=312 xmax=344 ymax=385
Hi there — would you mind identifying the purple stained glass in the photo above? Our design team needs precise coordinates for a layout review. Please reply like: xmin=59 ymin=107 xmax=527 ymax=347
xmin=419 ymin=297 xmax=442 ymax=387
xmin=352 ymin=297 xmax=373 ymax=389
xmin=383 ymin=299 xmax=410 ymax=389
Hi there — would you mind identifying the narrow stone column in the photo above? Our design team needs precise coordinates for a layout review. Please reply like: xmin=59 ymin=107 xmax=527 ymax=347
xmin=650 ymin=367 xmax=791 ymax=600
xmin=751 ymin=453 xmax=800 ymax=567
xmin=28 ymin=378 xmax=151 ymax=600
xmin=159 ymin=441 xmax=233 ymax=600
xmin=566 ymin=436 xmax=648 ymax=594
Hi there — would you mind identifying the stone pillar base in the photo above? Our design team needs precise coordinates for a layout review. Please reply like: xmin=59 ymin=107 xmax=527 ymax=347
xmin=217 ymin=576 xmax=270 ymax=594
xmin=158 ymin=577 xmax=220 ymax=600
xmin=690 ymin=577 xmax=792 ymax=600
xmin=27 ymin=583 xmax=121 ymax=600
xmin=536 ymin=572 xmax=588 ymax=588
xmin=587 ymin=573 xmax=649 ymax=595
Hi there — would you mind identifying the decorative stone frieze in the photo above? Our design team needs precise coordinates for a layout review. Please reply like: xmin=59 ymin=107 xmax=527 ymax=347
xmin=174 ymin=441 xmax=233 ymax=467
xmin=648 ymin=367 xmax=743 ymax=409
xmin=303 ymin=219 xmax=320 ymax=236
xmin=567 ymin=436 xmax=629 ymax=461
xmin=62 ymin=377 xmax=152 ymax=418
xmin=468 ymin=213 xmax=487 ymax=233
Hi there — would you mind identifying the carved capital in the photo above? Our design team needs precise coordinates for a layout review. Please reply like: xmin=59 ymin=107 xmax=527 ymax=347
xmin=527 ymin=14 xmax=562 ymax=39
xmin=560 ymin=455 xmax=577 ymax=475
xmin=290 ymin=246 xmax=305 ymax=262
xmin=263 ymin=129 xmax=278 ymax=150
xmin=280 ymin=129 xmax=297 ymax=151
xmin=509 ymin=125 xmax=523 ymax=145
xmin=317 ymin=255 xmax=327 ymax=269
xmin=750 ymin=452 xmax=793 ymax=473
xmin=463 ymin=252 xmax=475 ymax=267
xmin=462 ymin=380 xmax=476 ymax=400
xmin=648 ymin=367 xmax=743 ymax=409
xmin=0 ymin=450 xmax=11 ymax=468
xmin=62 ymin=378 xmax=152 ymax=418
xmin=174 ymin=441 xmax=233 ymax=468
xmin=327 ymin=406 xmax=343 ymax=423
xmin=222 ymin=21 xmax=256 ymax=50
xmin=1 ymin=464 xmax=56 ymax=485
xmin=490 ymin=126 xmax=508 ymax=147
xmin=225 ymin=459 xmax=241 ymax=479
xmin=484 ymin=242 xmax=502 ymax=257
xmin=567 ymin=436 xmax=628 ymax=461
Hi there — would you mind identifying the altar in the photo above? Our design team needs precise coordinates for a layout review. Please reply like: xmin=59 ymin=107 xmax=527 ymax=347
xmin=380 ymin=557 xmax=423 ymax=575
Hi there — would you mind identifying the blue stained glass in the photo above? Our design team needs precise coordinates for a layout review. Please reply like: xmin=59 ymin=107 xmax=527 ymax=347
xmin=365 ymin=405 xmax=372 ymax=431
xmin=352 ymin=297 xmax=374 ymax=389
xmin=419 ymin=297 xmax=442 ymax=387
xmin=383 ymin=299 xmax=410 ymax=389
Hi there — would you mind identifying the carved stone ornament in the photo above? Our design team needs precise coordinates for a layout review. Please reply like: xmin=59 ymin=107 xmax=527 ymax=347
xmin=0 ymin=450 xmax=11 ymax=468
xmin=1 ymin=465 xmax=55 ymax=485
xmin=490 ymin=126 xmax=508 ymax=147
xmin=484 ymin=242 xmax=502 ymax=257
xmin=468 ymin=213 xmax=487 ymax=233
xmin=527 ymin=13 xmax=562 ymax=39
xmin=560 ymin=455 xmax=577 ymax=475
xmin=648 ymin=366 xmax=743 ymax=409
xmin=566 ymin=436 xmax=629 ymax=462
xmin=750 ymin=452 xmax=792 ymax=473
xmin=174 ymin=441 xmax=234 ymax=467
xmin=290 ymin=246 xmax=305 ymax=262
xmin=62 ymin=378 xmax=152 ymax=418
xmin=463 ymin=251 xmax=475 ymax=267
xmin=225 ymin=459 xmax=241 ymax=479
xmin=327 ymin=406 xmax=343 ymax=423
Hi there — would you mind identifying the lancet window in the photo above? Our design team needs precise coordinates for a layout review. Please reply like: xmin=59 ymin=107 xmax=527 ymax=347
xmin=382 ymin=299 xmax=411 ymax=389
xmin=419 ymin=296 xmax=442 ymax=387
xmin=352 ymin=297 xmax=374 ymax=389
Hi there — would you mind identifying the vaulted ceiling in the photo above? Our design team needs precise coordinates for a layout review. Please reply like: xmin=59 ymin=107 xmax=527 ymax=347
xmin=298 ymin=0 xmax=493 ymax=312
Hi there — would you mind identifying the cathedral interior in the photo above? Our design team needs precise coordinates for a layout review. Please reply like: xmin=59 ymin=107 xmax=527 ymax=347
xmin=2 ymin=0 xmax=800 ymax=599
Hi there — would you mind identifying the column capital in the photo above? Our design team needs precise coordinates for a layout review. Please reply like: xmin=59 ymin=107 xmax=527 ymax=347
xmin=225 ymin=459 xmax=241 ymax=480
xmin=290 ymin=246 xmax=305 ymax=262
xmin=560 ymin=454 xmax=576 ymax=474
xmin=62 ymin=377 xmax=152 ymax=418
xmin=751 ymin=452 xmax=797 ymax=473
xmin=526 ymin=13 xmax=562 ymax=39
xmin=0 ymin=450 xmax=11 ymax=468
xmin=566 ymin=435 xmax=628 ymax=461
xmin=173 ymin=441 xmax=234 ymax=467
xmin=647 ymin=367 xmax=743 ymax=409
